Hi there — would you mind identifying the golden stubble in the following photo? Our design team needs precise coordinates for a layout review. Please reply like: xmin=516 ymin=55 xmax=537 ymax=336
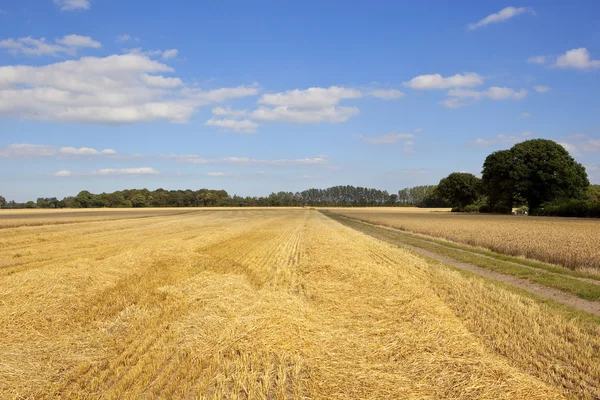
xmin=1 ymin=209 xmax=597 ymax=398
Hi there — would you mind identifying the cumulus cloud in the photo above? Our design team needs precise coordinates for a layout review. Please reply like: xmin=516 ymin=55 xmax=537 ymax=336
xmin=59 ymin=147 xmax=117 ymax=156
xmin=468 ymin=7 xmax=533 ymax=31
xmin=162 ymin=49 xmax=178 ymax=60
xmin=0 ymin=34 xmax=101 ymax=57
xmin=251 ymin=105 xmax=359 ymax=124
xmin=250 ymin=86 xmax=364 ymax=125
xmin=558 ymin=139 xmax=600 ymax=155
xmin=211 ymin=106 xmax=250 ymax=118
xmin=0 ymin=143 xmax=118 ymax=157
xmin=534 ymin=85 xmax=550 ymax=93
xmin=369 ymin=89 xmax=405 ymax=99
xmin=0 ymin=143 xmax=56 ymax=157
xmin=54 ymin=167 xmax=159 ymax=177
xmin=555 ymin=48 xmax=600 ymax=69
xmin=205 ymin=85 xmax=400 ymax=131
xmin=205 ymin=118 xmax=258 ymax=134
xmin=56 ymin=35 xmax=101 ymax=48
xmin=528 ymin=55 xmax=547 ymax=64
xmin=355 ymin=132 xmax=415 ymax=144
xmin=0 ymin=53 xmax=258 ymax=123
xmin=404 ymin=73 xmax=483 ymax=90
xmin=167 ymin=154 xmax=328 ymax=166
xmin=259 ymin=86 xmax=361 ymax=108
xmin=442 ymin=86 xmax=527 ymax=108
xmin=54 ymin=0 xmax=90 ymax=11
xmin=471 ymin=132 xmax=532 ymax=146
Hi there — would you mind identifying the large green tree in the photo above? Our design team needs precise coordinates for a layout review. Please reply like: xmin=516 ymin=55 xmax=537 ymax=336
xmin=482 ymin=149 xmax=516 ymax=210
xmin=483 ymin=139 xmax=588 ymax=211
xmin=436 ymin=172 xmax=482 ymax=209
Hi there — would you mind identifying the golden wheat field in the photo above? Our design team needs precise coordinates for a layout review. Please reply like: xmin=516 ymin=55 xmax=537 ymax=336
xmin=329 ymin=208 xmax=600 ymax=272
xmin=1 ymin=208 xmax=600 ymax=399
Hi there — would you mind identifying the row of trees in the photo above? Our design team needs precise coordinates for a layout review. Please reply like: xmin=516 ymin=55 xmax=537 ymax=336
xmin=1 ymin=186 xmax=401 ymax=209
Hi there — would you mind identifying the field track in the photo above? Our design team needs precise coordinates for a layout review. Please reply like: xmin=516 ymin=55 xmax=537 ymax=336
xmin=2 ymin=209 xmax=600 ymax=398
xmin=322 ymin=211 xmax=600 ymax=317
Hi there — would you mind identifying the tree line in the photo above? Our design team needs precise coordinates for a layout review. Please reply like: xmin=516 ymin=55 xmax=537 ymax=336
xmin=0 ymin=186 xmax=401 ymax=209
xmin=1 ymin=139 xmax=598 ymax=217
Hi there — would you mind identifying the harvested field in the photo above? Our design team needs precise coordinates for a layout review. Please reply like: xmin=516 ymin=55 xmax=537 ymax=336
xmin=1 ymin=209 xmax=599 ymax=398
xmin=327 ymin=208 xmax=600 ymax=272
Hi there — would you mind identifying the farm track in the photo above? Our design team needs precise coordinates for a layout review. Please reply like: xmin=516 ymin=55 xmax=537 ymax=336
xmin=323 ymin=211 xmax=600 ymax=317
xmin=3 ymin=209 xmax=600 ymax=398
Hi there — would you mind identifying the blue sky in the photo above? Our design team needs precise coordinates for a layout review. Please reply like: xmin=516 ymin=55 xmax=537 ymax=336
xmin=1 ymin=0 xmax=599 ymax=202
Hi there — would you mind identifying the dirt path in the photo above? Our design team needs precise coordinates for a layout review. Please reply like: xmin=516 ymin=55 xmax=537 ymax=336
xmin=325 ymin=212 xmax=600 ymax=318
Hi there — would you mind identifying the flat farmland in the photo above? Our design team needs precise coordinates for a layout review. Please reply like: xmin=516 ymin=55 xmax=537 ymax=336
xmin=328 ymin=208 xmax=600 ymax=272
xmin=1 ymin=209 xmax=600 ymax=399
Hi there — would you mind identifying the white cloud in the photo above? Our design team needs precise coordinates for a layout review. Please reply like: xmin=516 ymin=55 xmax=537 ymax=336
xmin=558 ymin=139 xmax=600 ymax=155
xmin=369 ymin=89 xmax=405 ymax=99
xmin=206 ymin=172 xmax=229 ymax=177
xmin=246 ymin=85 xmax=396 ymax=126
xmin=443 ymin=86 xmax=527 ymax=108
xmin=251 ymin=105 xmax=359 ymax=124
xmin=472 ymin=132 xmax=532 ymax=146
xmin=168 ymin=154 xmax=328 ymax=166
xmin=140 ymin=74 xmax=183 ymax=88
xmin=0 ymin=35 xmax=102 ymax=57
xmin=1 ymin=143 xmax=118 ymax=157
xmin=117 ymin=35 xmax=132 ymax=43
xmin=56 ymin=35 xmax=101 ymax=48
xmin=162 ymin=49 xmax=178 ymax=60
xmin=259 ymin=86 xmax=361 ymax=108
xmin=555 ymin=48 xmax=600 ymax=69
xmin=520 ymin=112 xmax=532 ymax=118
xmin=59 ymin=147 xmax=117 ymax=156
xmin=211 ymin=106 xmax=250 ymax=118
xmin=92 ymin=167 xmax=158 ymax=175
xmin=0 ymin=53 xmax=258 ymax=123
xmin=205 ymin=118 xmax=258 ymax=134
xmin=413 ymin=128 xmax=423 ymax=133
xmin=468 ymin=7 xmax=532 ymax=31
xmin=54 ymin=0 xmax=90 ymax=11
xmin=439 ymin=98 xmax=463 ymax=109
xmin=534 ymin=85 xmax=550 ymax=93
xmin=355 ymin=132 xmax=415 ymax=144
xmin=53 ymin=167 xmax=159 ymax=177
xmin=252 ymin=86 xmax=362 ymax=124
xmin=404 ymin=73 xmax=483 ymax=90
xmin=528 ymin=55 xmax=547 ymax=64
xmin=182 ymin=85 xmax=259 ymax=104
xmin=558 ymin=142 xmax=580 ymax=155
xmin=0 ymin=143 xmax=56 ymax=157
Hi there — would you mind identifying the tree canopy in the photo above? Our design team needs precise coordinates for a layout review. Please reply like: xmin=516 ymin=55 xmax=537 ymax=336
xmin=482 ymin=139 xmax=589 ymax=210
xmin=436 ymin=172 xmax=482 ymax=209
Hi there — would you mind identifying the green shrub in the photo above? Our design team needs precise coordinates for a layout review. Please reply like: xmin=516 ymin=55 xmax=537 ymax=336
xmin=541 ymin=199 xmax=596 ymax=218
xmin=463 ymin=204 xmax=480 ymax=213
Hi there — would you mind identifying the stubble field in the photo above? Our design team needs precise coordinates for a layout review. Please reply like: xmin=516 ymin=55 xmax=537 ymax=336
xmin=329 ymin=207 xmax=600 ymax=272
xmin=1 ymin=208 xmax=600 ymax=399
